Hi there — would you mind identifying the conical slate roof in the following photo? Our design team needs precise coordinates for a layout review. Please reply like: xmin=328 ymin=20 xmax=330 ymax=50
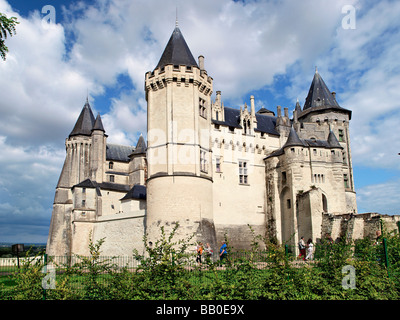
xmin=132 ymin=134 xmax=146 ymax=155
xmin=300 ymin=69 xmax=352 ymax=120
xmin=155 ymin=27 xmax=198 ymax=70
xmin=283 ymin=127 xmax=304 ymax=149
xmin=303 ymin=70 xmax=339 ymax=110
xmin=69 ymin=100 xmax=96 ymax=137
xmin=327 ymin=130 xmax=343 ymax=149
xmin=92 ymin=113 xmax=105 ymax=132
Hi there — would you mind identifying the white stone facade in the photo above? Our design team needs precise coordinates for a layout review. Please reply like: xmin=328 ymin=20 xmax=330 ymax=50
xmin=46 ymin=26 xmax=398 ymax=257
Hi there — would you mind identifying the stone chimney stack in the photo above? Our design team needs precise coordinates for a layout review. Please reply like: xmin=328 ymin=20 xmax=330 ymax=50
xmin=198 ymin=55 xmax=205 ymax=71
xmin=250 ymin=95 xmax=255 ymax=115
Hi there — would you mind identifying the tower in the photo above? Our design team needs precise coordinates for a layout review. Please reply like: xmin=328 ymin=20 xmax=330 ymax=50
xmin=297 ymin=69 xmax=357 ymax=213
xmin=145 ymin=24 xmax=216 ymax=246
xmin=47 ymin=99 xmax=98 ymax=256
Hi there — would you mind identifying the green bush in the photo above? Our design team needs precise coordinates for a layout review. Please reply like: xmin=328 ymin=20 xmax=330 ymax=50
xmin=2 ymin=224 xmax=400 ymax=300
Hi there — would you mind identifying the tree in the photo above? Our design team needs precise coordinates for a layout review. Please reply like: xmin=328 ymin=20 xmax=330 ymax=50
xmin=0 ymin=12 xmax=19 ymax=61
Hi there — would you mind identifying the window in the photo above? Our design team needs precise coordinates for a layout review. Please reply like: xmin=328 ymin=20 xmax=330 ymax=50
xmin=282 ymin=171 xmax=287 ymax=184
xmin=344 ymin=174 xmax=349 ymax=189
xmin=216 ymin=157 xmax=221 ymax=172
xmin=82 ymin=187 xmax=86 ymax=193
xmin=200 ymin=150 xmax=207 ymax=173
xmin=287 ymin=199 xmax=291 ymax=209
xmin=338 ymin=129 xmax=344 ymax=142
xmin=81 ymin=200 xmax=86 ymax=207
xmin=109 ymin=162 xmax=114 ymax=169
xmin=109 ymin=175 xmax=115 ymax=183
xmin=216 ymin=111 xmax=219 ymax=121
xmin=239 ymin=160 xmax=248 ymax=184
xmin=199 ymin=98 xmax=207 ymax=118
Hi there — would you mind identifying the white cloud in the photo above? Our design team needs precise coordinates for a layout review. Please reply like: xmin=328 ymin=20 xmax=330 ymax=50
xmin=357 ymin=178 xmax=400 ymax=215
xmin=1 ymin=0 xmax=400 ymax=241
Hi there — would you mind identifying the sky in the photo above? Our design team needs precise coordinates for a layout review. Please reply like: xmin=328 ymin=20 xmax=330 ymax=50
xmin=0 ymin=0 xmax=399 ymax=243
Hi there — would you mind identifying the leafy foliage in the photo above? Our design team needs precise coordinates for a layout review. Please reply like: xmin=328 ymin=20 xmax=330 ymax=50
xmin=2 ymin=225 xmax=400 ymax=300
xmin=0 ymin=12 xmax=19 ymax=61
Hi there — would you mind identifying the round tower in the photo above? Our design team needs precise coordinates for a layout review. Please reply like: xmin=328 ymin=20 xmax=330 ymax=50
xmin=145 ymin=25 xmax=216 ymax=248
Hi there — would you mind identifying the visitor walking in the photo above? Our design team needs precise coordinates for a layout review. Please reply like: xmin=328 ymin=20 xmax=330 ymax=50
xmin=219 ymin=241 xmax=227 ymax=262
xmin=298 ymin=236 xmax=306 ymax=261
xmin=306 ymin=238 xmax=314 ymax=261
xmin=205 ymin=243 xmax=213 ymax=258
xmin=196 ymin=242 xmax=203 ymax=265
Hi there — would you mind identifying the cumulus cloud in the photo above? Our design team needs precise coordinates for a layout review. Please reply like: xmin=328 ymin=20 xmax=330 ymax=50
xmin=1 ymin=0 xmax=400 ymax=242
xmin=357 ymin=178 xmax=400 ymax=215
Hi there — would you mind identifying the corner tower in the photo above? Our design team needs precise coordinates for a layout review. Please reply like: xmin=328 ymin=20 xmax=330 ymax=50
xmin=297 ymin=69 xmax=357 ymax=213
xmin=145 ymin=25 xmax=216 ymax=246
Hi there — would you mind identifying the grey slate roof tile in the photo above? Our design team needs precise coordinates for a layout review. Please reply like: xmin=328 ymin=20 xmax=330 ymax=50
xmin=155 ymin=27 xmax=198 ymax=70
xmin=120 ymin=184 xmax=146 ymax=201
xmin=106 ymin=144 xmax=134 ymax=162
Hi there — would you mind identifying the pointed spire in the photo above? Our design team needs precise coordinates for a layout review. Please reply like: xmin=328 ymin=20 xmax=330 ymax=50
xmin=327 ymin=130 xmax=342 ymax=149
xmin=303 ymin=70 xmax=339 ymax=110
xmin=69 ymin=99 xmax=95 ymax=137
xmin=283 ymin=127 xmax=304 ymax=149
xmin=92 ymin=113 xmax=105 ymax=132
xmin=132 ymin=134 xmax=147 ymax=155
xmin=155 ymin=25 xmax=198 ymax=70
xmin=295 ymin=98 xmax=302 ymax=114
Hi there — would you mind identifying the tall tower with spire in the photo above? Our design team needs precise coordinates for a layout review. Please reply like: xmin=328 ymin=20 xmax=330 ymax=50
xmin=47 ymin=99 xmax=102 ymax=256
xmin=145 ymin=24 xmax=216 ymax=246
xmin=296 ymin=69 xmax=357 ymax=213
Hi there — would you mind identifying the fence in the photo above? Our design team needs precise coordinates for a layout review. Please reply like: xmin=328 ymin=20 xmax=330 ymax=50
xmin=1 ymin=238 xmax=399 ymax=300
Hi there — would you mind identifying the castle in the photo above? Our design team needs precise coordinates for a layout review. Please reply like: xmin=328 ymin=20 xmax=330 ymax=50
xmin=46 ymin=25 xmax=399 ymax=257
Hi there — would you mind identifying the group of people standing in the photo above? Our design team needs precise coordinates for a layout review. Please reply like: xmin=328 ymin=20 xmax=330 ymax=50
xmin=298 ymin=236 xmax=314 ymax=261
xmin=196 ymin=241 xmax=228 ymax=265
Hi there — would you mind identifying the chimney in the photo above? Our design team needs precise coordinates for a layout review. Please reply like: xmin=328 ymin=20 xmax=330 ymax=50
xmin=216 ymin=91 xmax=221 ymax=105
xmin=284 ymin=107 xmax=289 ymax=118
xmin=277 ymin=105 xmax=282 ymax=117
xmin=250 ymin=95 xmax=255 ymax=115
xmin=198 ymin=55 xmax=205 ymax=71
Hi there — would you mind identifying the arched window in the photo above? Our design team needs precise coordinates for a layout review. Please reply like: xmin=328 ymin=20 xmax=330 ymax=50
xmin=322 ymin=194 xmax=328 ymax=212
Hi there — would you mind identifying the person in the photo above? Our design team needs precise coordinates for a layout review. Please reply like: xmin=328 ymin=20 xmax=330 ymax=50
xmin=306 ymin=238 xmax=314 ymax=261
xmin=298 ymin=237 xmax=306 ymax=260
xmin=205 ymin=243 xmax=213 ymax=258
xmin=219 ymin=241 xmax=227 ymax=262
xmin=196 ymin=242 xmax=203 ymax=265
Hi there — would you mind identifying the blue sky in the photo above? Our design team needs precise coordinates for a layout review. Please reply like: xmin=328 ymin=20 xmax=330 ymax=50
xmin=0 ymin=0 xmax=399 ymax=243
